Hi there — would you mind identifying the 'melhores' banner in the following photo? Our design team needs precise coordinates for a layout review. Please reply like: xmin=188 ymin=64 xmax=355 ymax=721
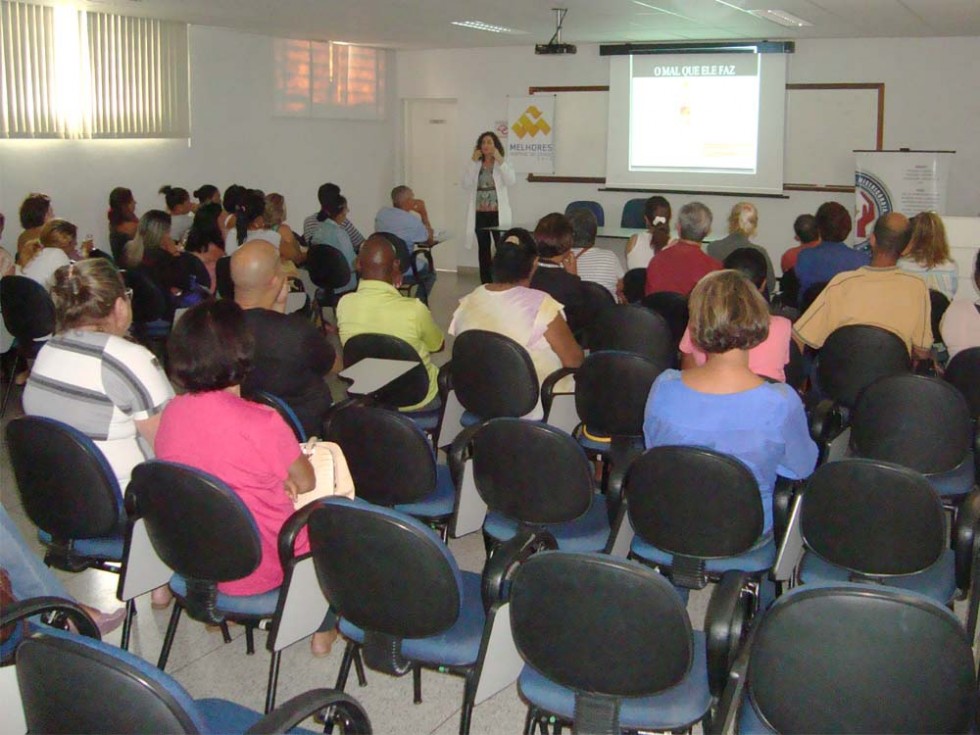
xmin=854 ymin=150 xmax=954 ymax=240
xmin=507 ymin=95 xmax=556 ymax=174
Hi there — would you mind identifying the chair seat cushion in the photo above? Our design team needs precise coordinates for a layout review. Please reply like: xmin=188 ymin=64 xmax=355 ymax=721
xmin=484 ymin=494 xmax=611 ymax=552
xmin=339 ymin=571 xmax=485 ymax=667
xmin=460 ymin=411 xmax=482 ymax=427
xmin=196 ymin=698 xmax=317 ymax=734
xmin=798 ymin=549 xmax=957 ymax=605
xmin=37 ymin=530 xmax=124 ymax=562
xmin=630 ymin=534 xmax=776 ymax=575
xmin=169 ymin=575 xmax=280 ymax=618
xmin=404 ymin=408 xmax=441 ymax=431
xmin=518 ymin=632 xmax=712 ymax=731
xmin=394 ymin=464 xmax=455 ymax=518
xmin=926 ymin=453 xmax=974 ymax=498
xmin=737 ymin=694 xmax=774 ymax=734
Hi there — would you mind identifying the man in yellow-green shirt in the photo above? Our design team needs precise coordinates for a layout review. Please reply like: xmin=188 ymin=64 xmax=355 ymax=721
xmin=337 ymin=234 xmax=445 ymax=410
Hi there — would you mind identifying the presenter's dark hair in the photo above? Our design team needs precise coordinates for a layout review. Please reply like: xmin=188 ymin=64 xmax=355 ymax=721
xmin=723 ymin=247 xmax=768 ymax=292
xmin=493 ymin=228 xmax=538 ymax=283
xmin=19 ymin=193 xmax=52 ymax=229
xmin=168 ymin=299 xmax=254 ymax=393
xmin=644 ymin=195 xmax=671 ymax=223
xmin=793 ymin=214 xmax=819 ymax=243
xmin=815 ymin=201 xmax=852 ymax=242
xmin=533 ymin=213 xmax=574 ymax=258
xmin=235 ymin=189 xmax=266 ymax=247
xmin=475 ymin=131 xmax=505 ymax=159
xmin=194 ymin=184 xmax=220 ymax=204
xmin=222 ymin=184 xmax=247 ymax=215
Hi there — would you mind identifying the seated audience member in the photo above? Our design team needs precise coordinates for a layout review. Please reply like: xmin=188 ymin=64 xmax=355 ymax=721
xmin=706 ymin=202 xmax=776 ymax=297
xmin=449 ymin=228 xmax=583 ymax=397
xmin=795 ymin=201 xmax=869 ymax=300
xmin=155 ymin=299 xmax=337 ymax=656
xmin=781 ymin=213 xmax=821 ymax=274
xmin=194 ymin=184 xmax=221 ymax=207
xmin=219 ymin=184 xmax=246 ymax=239
xmin=123 ymin=210 xmax=190 ymax=299
xmin=159 ymin=185 xmax=194 ymax=243
xmin=794 ymin=213 xmax=931 ymax=360
xmin=107 ymin=187 xmax=138 ymax=262
xmin=940 ymin=251 xmax=979 ymax=360
xmin=679 ymin=248 xmax=793 ymax=382
xmin=644 ymin=270 xmax=818 ymax=535
xmin=17 ymin=193 xmax=54 ymax=262
xmin=304 ymin=182 xmax=366 ymax=252
xmin=183 ymin=207 xmax=225 ymax=294
xmin=18 ymin=219 xmax=78 ymax=289
xmin=265 ymin=192 xmax=306 ymax=267
xmin=337 ymin=235 xmax=445 ymax=411
xmin=375 ymin=185 xmax=437 ymax=297
xmin=568 ymin=208 xmax=624 ymax=300
xmin=624 ymin=195 xmax=672 ymax=271
xmin=530 ymin=213 xmax=590 ymax=335
xmin=644 ymin=201 xmax=722 ymax=296
xmin=310 ymin=195 xmax=358 ymax=296
xmin=0 ymin=213 xmax=15 ymax=276
xmin=225 ymin=189 xmax=281 ymax=255
xmin=899 ymin=211 xmax=958 ymax=299
xmin=232 ymin=240 xmax=338 ymax=437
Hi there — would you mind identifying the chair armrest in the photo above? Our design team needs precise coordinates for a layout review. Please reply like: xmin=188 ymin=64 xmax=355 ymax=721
xmin=1 ymin=596 xmax=100 ymax=640
xmin=954 ymin=488 xmax=980 ymax=592
xmin=481 ymin=528 xmax=557 ymax=612
xmin=605 ymin=438 xmax=644 ymax=521
xmin=447 ymin=422 xmax=482 ymax=494
xmin=540 ymin=367 xmax=577 ymax=418
xmin=277 ymin=504 xmax=320 ymax=570
xmin=771 ymin=477 xmax=801 ymax=548
xmin=413 ymin=248 xmax=434 ymax=273
xmin=437 ymin=361 xmax=453 ymax=401
xmin=807 ymin=398 xmax=841 ymax=446
xmin=246 ymin=689 xmax=371 ymax=734
xmin=704 ymin=571 xmax=751 ymax=699
xmin=707 ymin=624 xmax=756 ymax=735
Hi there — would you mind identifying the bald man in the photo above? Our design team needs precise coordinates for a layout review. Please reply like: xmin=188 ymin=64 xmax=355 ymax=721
xmin=336 ymin=234 xmax=444 ymax=410
xmin=232 ymin=240 xmax=339 ymax=436
xmin=794 ymin=212 xmax=932 ymax=360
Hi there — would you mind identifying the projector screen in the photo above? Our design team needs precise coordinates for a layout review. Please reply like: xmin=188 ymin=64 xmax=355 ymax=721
xmin=606 ymin=50 xmax=787 ymax=194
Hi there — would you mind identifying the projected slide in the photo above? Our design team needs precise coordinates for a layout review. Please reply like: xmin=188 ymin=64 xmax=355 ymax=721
xmin=629 ymin=54 xmax=760 ymax=173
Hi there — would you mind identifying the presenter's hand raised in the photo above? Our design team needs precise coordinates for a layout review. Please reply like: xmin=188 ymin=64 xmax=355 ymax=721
xmin=472 ymin=148 xmax=482 ymax=162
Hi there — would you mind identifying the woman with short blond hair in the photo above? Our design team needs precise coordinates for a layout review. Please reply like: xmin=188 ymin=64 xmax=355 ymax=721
xmin=900 ymin=211 xmax=958 ymax=298
xmin=706 ymin=201 xmax=776 ymax=296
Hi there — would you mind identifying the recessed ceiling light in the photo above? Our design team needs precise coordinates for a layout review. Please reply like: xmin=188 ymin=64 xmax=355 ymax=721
xmin=748 ymin=9 xmax=813 ymax=27
xmin=451 ymin=21 xmax=525 ymax=34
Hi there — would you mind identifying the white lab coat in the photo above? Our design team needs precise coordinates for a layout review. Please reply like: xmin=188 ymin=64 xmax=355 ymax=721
xmin=461 ymin=159 xmax=516 ymax=250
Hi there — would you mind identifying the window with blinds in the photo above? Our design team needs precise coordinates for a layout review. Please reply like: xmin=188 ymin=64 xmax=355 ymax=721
xmin=1 ymin=1 xmax=189 ymax=139
xmin=273 ymin=38 xmax=386 ymax=121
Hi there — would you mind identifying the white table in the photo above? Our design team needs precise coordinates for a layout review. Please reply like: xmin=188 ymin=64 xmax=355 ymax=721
xmin=339 ymin=357 xmax=418 ymax=397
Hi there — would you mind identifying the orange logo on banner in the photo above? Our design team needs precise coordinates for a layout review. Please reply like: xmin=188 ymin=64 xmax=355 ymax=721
xmin=512 ymin=106 xmax=551 ymax=138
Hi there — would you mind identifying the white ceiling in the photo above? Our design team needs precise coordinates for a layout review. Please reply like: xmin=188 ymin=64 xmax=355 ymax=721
xmin=58 ymin=0 xmax=980 ymax=48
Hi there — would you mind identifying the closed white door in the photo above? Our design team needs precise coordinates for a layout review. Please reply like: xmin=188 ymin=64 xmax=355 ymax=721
xmin=404 ymin=98 xmax=458 ymax=271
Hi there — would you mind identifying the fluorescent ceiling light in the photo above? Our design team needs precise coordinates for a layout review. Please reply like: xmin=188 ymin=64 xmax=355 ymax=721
xmin=748 ymin=9 xmax=813 ymax=27
xmin=451 ymin=21 xmax=525 ymax=34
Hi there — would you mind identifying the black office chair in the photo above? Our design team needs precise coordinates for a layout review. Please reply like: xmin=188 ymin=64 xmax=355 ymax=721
xmin=1 ymin=596 xmax=100 ymax=665
xmin=510 ymin=552 xmax=746 ymax=735
xmin=449 ymin=329 xmax=540 ymax=422
xmin=11 ymin=627 xmax=372 ymax=734
xmin=129 ymin=461 xmax=333 ymax=713
xmin=574 ymin=279 xmax=616 ymax=344
xmin=621 ymin=267 xmax=646 ymax=304
xmin=123 ymin=267 xmax=172 ymax=361
xmin=641 ymin=291 xmax=689 ymax=347
xmin=307 ymin=498 xmax=556 ymax=735
xmin=929 ymin=288 xmax=951 ymax=345
xmin=587 ymin=303 xmax=675 ymax=366
xmin=775 ymin=268 xmax=800 ymax=311
xmin=718 ymin=584 xmax=976 ymax=735
xmin=946 ymin=346 xmax=980 ymax=416
xmin=620 ymin=198 xmax=646 ymax=228
xmin=564 ymin=200 xmax=605 ymax=226
xmin=377 ymin=232 xmax=434 ymax=304
xmin=214 ymin=255 xmax=234 ymax=299
xmin=306 ymin=242 xmax=353 ymax=308
xmin=322 ymin=403 xmax=455 ymax=537
xmin=0 ymin=275 xmax=55 ymax=416
xmin=246 ymin=390 xmax=307 ymax=442
xmin=450 ymin=417 xmax=611 ymax=556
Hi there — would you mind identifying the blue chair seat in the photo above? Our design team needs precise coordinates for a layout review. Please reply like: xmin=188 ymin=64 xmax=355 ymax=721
xmin=737 ymin=693 xmax=774 ymax=734
xmin=574 ymin=426 xmax=643 ymax=455
xmin=404 ymin=407 xmax=441 ymax=432
xmin=518 ymin=632 xmax=712 ymax=731
xmin=460 ymin=410 xmax=482 ymax=428
xmin=926 ymin=453 xmax=975 ymax=498
xmin=630 ymin=534 xmax=776 ymax=575
xmin=196 ymin=698 xmax=317 ymax=734
xmin=169 ymin=575 xmax=281 ymax=618
xmin=339 ymin=571 xmax=485 ymax=667
xmin=484 ymin=494 xmax=611 ymax=552
xmin=798 ymin=548 xmax=957 ymax=605
xmin=394 ymin=464 xmax=455 ymax=518
xmin=37 ymin=530 xmax=124 ymax=562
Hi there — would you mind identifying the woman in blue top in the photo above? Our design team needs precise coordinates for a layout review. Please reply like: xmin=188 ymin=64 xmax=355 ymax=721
xmin=643 ymin=269 xmax=818 ymax=534
xmin=310 ymin=194 xmax=357 ymax=295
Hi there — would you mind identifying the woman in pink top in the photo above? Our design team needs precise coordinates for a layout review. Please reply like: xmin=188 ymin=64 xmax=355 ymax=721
xmin=155 ymin=299 xmax=338 ymax=656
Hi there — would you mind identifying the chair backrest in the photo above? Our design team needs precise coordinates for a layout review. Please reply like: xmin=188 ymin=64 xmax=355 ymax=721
xmin=745 ymin=584 xmax=976 ymax=734
xmin=785 ymin=339 xmax=806 ymax=391
xmin=800 ymin=459 xmax=945 ymax=578
xmin=450 ymin=330 xmax=538 ymax=418
xmin=128 ymin=461 xmax=261 ymax=583
xmin=587 ymin=304 xmax=674 ymax=365
xmin=620 ymin=198 xmax=647 ymax=228
xmin=799 ymin=280 xmax=827 ymax=312
xmin=469 ymin=418 xmax=594 ymax=525
xmin=929 ymin=288 xmax=950 ymax=343
xmin=376 ymin=232 xmax=416 ymax=276
xmin=246 ymin=390 xmax=307 ymax=442
xmin=0 ymin=275 xmax=55 ymax=342
xmin=945 ymin=346 xmax=980 ymax=417
xmin=564 ymin=200 xmax=605 ymax=226
xmin=575 ymin=351 xmax=666 ymax=438
xmin=214 ymin=256 xmax=234 ymax=299
xmin=343 ymin=333 xmax=429 ymax=409
xmin=777 ymin=268 xmax=800 ymax=309
xmin=640 ymin=291 xmax=689 ymax=346
xmin=16 ymin=628 xmax=207 ymax=734
xmin=511 ymin=552 xmax=693 ymax=697
xmin=816 ymin=324 xmax=910 ymax=408
xmin=123 ymin=267 xmax=170 ymax=324
xmin=322 ymin=404 xmax=435 ymax=506
xmin=626 ymin=446 xmax=763 ymax=558
xmin=577 ymin=280 xmax=616 ymax=337
xmin=6 ymin=416 xmax=123 ymax=541
xmin=621 ymin=267 xmax=646 ymax=304
xmin=850 ymin=375 xmax=971 ymax=474
xmin=306 ymin=243 xmax=352 ymax=290
xmin=308 ymin=499 xmax=462 ymax=639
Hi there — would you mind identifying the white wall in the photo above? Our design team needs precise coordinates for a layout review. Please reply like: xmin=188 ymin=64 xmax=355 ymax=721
xmin=0 ymin=25 xmax=398 ymax=253
xmin=396 ymin=36 xmax=980 ymax=273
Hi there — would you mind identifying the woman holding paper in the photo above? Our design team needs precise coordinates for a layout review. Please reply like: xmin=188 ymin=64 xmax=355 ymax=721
xmin=463 ymin=131 xmax=516 ymax=284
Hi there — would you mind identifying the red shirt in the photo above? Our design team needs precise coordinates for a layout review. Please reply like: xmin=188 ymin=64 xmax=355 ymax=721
xmin=780 ymin=240 xmax=820 ymax=273
xmin=645 ymin=242 xmax=722 ymax=296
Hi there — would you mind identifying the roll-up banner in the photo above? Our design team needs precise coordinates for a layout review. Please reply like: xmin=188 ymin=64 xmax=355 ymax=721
xmin=507 ymin=95 xmax=556 ymax=174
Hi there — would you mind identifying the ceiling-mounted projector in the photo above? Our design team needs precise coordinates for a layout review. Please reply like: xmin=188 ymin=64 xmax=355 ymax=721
xmin=535 ymin=8 xmax=576 ymax=55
